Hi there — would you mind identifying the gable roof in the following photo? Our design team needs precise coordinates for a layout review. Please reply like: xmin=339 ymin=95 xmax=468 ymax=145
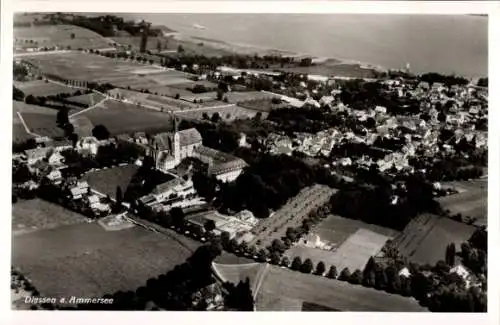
xmin=178 ymin=128 xmax=202 ymax=147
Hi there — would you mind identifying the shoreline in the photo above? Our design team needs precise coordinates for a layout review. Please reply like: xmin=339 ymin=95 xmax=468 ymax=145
xmin=174 ymin=33 xmax=388 ymax=74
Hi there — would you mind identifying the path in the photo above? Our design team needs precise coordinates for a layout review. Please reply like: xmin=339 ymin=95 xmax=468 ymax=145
xmin=69 ymin=98 xmax=109 ymax=118
xmin=16 ymin=111 xmax=41 ymax=138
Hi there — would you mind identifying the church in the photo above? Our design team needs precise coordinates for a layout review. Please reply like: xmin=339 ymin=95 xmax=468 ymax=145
xmin=148 ymin=119 xmax=247 ymax=182
xmin=149 ymin=119 xmax=203 ymax=172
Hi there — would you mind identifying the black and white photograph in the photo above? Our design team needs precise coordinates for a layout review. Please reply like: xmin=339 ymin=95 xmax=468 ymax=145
xmin=5 ymin=2 xmax=494 ymax=318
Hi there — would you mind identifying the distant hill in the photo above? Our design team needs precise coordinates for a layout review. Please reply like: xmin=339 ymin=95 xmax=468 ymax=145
xmin=14 ymin=13 xmax=175 ymax=38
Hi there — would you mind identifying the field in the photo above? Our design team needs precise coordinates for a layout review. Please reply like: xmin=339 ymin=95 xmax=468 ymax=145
xmin=438 ymin=179 xmax=487 ymax=227
xmin=313 ymin=214 xmax=399 ymax=247
xmin=108 ymin=89 xmax=197 ymax=111
xmin=14 ymin=25 xmax=111 ymax=51
xmin=224 ymin=91 xmax=275 ymax=104
xmin=13 ymin=101 xmax=65 ymax=139
xmin=175 ymin=104 xmax=266 ymax=122
xmin=248 ymin=185 xmax=336 ymax=248
xmin=12 ymin=199 xmax=91 ymax=236
xmin=23 ymin=52 xmax=194 ymax=88
xmin=78 ymin=100 xmax=174 ymax=135
xmin=14 ymin=80 xmax=76 ymax=97
xmin=285 ymin=228 xmax=390 ymax=273
xmin=66 ymin=92 xmax=105 ymax=106
xmin=112 ymin=36 xmax=234 ymax=57
xmin=392 ymin=214 xmax=476 ymax=266
xmin=81 ymin=164 xmax=141 ymax=199
xmin=215 ymin=263 xmax=426 ymax=311
xmin=12 ymin=222 xmax=201 ymax=300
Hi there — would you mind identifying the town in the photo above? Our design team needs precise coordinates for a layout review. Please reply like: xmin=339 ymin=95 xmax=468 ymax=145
xmin=11 ymin=13 xmax=487 ymax=312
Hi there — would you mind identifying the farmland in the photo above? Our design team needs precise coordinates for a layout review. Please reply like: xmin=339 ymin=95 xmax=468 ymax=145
xmin=108 ymin=88 xmax=197 ymax=111
xmin=438 ymin=179 xmax=487 ymax=227
xmin=22 ymin=52 xmax=194 ymax=88
xmin=81 ymin=164 xmax=140 ymax=199
xmin=12 ymin=222 xmax=201 ymax=300
xmin=13 ymin=100 xmax=65 ymax=139
xmin=214 ymin=263 xmax=426 ymax=311
xmin=14 ymin=79 xmax=76 ymax=97
xmin=77 ymin=100 xmax=174 ymax=135
xmin=174 ymin=104 xmax=263 ymax=122
xmin=14 ymin=24 xmax=112 ymax=51
xmin=284 ymin=228 xmax=390 ymax=274
xmin=12 ymin=199 xmax=91 ymax=236
xmin=392 ymin=214 xmax=476 ymax=266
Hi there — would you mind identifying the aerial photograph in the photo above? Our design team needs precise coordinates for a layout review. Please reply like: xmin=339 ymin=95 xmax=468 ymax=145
xmin=11 ymin=12 xmax=487 ymax=312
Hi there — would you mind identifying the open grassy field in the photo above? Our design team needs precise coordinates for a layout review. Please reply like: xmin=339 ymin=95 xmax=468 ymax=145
xmin=215 ymin=263 xmax=426 ymax=311
xmin=175 ymin=104 xmax=266 ymax=122
xmin=13 ymin=100 xmax=65 ymax=138
xmin=392 ymin=214 xmax=476 ymax=266
xmin=78 ymin=100 xmax=174 ymax=135
xmin=14 ymin=25 xmax=111 ymax=51
xmin=284 ymin=228 xmax=390 ymax=274
xmin=12 ymin=199 xmax=91 ymax=236
xmin=81 ymin=164 xmax=140 ymax=199
xmin=12 ymin=222 xmax=201 ymax=299
xmin=14 ymin=80 xmax=76 ymax=97
xmin=108 ymin=88 xmax=196 ymax=111
xmin=66 ymin=92 xmax=105 ymax=106
xmin=224 ymin=91 xmax=275 ymax=104
xmin=313 ymin=214 xmax=399 ymax=247
xmin=438 ymin=179 xmax=487 ymax=227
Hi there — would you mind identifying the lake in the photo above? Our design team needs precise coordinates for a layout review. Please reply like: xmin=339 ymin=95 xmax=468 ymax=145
xmin=122 ymin=14 xmax=488 ymax=78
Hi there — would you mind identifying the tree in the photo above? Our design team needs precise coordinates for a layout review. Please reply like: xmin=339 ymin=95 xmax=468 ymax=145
xmin=257 ymin=248 xmax=267 ymax=262
xmin=216 ymin=89 xmax=224 ymax=101
xmin=315 ymin=261 xmax=326 ymax=276
xmin=349 ymin=269 xmax=363 ymax=285
xmin=204 ymin=219 xmax=216 ymax=233
xmin=115 ymin=186 xmax=123 ymax=210
xmin=92 ymin=124 xmax=110 ymax=140
xmin=338 ymin=267 xmax=351 ymax=281
xmin=327 ymin=265 xmax=338 ymax=279
xmin=177 ymin=45 xmax=184 ymax=53
xmin=170 ymin=207 xmax=186 ymax=229
xmin=224 ymin=278 xmax=254 ymax=311
xmin=270 ymin=251 xmax=281 ymax=265
xmin=291 ymin=256 xmax=302 ymax=271
xmin=70 ymin=33 xmax=75 ymax=39
xmin=56 ymin=107 xmax=70 ymax=126
xmin=445 ymin=243 xmax=456 ymax=266
xmin=13 ymin=86 xmax=25 ymax=101
xmin=270 ymin=239 xmax=286 ymax=254
xmin=300 ymin=258 xmax=314 ymax=274
xmin=211 ymin=112 xmax=221 ymax=123
xmin=202 ymin=112 xmax=210 ymax=120
xmin=156 ymin=40 xmax=162 ymax=52
xmin=280 ymin=256 xmax=290 ymax=267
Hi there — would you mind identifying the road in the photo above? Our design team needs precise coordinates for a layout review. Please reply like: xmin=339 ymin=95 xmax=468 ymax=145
xmin=16 ymin=111 xmax=41 ymax=138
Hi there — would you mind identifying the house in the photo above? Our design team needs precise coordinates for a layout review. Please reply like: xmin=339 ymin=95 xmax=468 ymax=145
xmin=69 ymin=181 xmax=89 ymax=200
xmin=76 ymin=137 xmax=101 ymax=156
xmin=46 ymin=169 xmax=63 ymax=184
xmin=49 ymin=139 xmax=73 ymax=152
xmin=25 ymin=147 xmax=52 ymax=165
xmin=152 ymin=178 xmax=196 ymax=201
xmin=48 ymin=150 xmax=65 ymax=166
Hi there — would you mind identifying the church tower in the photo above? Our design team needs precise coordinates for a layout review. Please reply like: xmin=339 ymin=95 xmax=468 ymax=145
xmin=172 ymin=114 xmax=180 ymax=165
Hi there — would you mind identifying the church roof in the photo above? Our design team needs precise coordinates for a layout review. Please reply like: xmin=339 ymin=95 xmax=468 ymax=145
xmin=178 ymin=128 xmax=202 ymax=146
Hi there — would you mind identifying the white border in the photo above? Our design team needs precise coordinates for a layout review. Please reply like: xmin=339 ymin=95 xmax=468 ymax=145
xmin=1 ymin=2 xmax=499 ymax=325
